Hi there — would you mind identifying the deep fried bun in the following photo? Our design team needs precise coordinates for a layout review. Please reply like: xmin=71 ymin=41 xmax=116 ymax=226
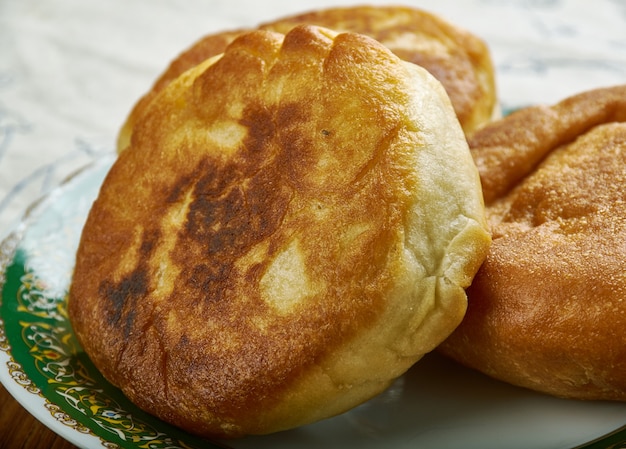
xmin=116 ymin=5 xmax=497 ymax=151
xmin=69 ymin=26 xmax=490 ymax=438
xmin=439 ymin=85 xmax=626 ymax=401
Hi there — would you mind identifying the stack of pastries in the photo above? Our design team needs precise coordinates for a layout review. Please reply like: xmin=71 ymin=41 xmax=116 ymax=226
xmin=116 ymin=5 xmax=498 ymax=152
xmin=67 ymin=3 xmax=626 ymax=441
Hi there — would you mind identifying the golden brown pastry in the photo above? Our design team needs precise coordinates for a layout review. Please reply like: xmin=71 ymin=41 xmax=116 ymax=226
xmin=439 ymin=85 xmax=626 ymax=400
xmin=116 ymin=5 xmax=497 ymax=151
xmin=69 ymin=26 xmax=490 ymax=438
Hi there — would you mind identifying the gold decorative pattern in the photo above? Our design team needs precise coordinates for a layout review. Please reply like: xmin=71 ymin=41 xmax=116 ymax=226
xmin=0 ymin=224 xmax=207 ymax=448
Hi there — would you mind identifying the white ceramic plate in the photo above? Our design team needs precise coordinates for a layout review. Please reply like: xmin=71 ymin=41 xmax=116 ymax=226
xmin=2 ymin=156 xmax=626 ymax=449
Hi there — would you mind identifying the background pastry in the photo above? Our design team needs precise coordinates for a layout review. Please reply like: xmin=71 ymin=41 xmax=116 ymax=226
xmin=440 ymin=85 xmax=626 ymax=401
xmin=116 ymin=5 xmax=497 ymax=151
xmin=69 ymin=25 xmax=490 ymax=438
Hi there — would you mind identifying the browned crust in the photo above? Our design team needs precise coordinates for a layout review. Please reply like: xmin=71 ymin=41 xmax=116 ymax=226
xmin=116 ymin=5 xmax=497 ymax=151
xmin=469 ymin=85 xmax=626 ymax=205
xmin=260 ymin=6 xmax=496 ymax=134
xmin=440 ymin=85 xmax=626 ymax=400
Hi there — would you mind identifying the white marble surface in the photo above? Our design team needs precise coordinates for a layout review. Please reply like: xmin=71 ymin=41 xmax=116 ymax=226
xmin=1 ymin=0 xmax=625 ymax=236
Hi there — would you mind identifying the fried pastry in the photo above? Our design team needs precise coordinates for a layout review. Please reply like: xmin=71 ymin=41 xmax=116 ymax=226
xmin=439 ymin=85 xmax=626 ymax=400
xmin=116 ymin=5 xmax=497 ymax=151
xmin=69 ymin=26 xmax=490 ymax=437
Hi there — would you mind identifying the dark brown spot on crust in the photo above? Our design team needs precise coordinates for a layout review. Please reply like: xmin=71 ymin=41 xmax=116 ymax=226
xmin=99 ymin=268 xmax=148 ymax=333
xmin=240 ymin=103 xmax=277 ymax=156
xmin=184 ymin=164 xmax=292 ymax=258
xmin=98 ymin=229 xmax=160 ymax=334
